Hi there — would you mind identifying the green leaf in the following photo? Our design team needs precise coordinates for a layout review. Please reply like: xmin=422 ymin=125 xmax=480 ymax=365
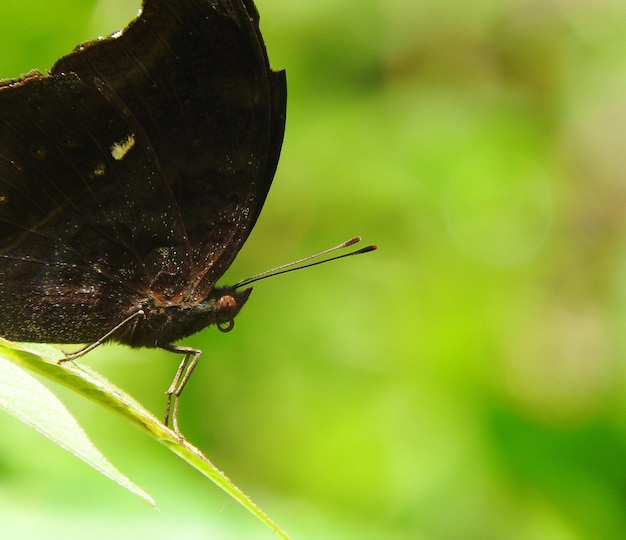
xmin=0 ymin=338 xmax=290 ymax=539
xmin=0 ymin=348 xmax=155 ymax=507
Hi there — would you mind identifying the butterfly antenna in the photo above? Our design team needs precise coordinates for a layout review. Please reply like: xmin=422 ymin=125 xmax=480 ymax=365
xmin=233 ymin=236 xmax=377 ymax=289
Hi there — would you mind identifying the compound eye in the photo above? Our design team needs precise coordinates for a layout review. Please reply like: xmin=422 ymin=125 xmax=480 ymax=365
xmin=217 ymin=295 xmax=236 ymax=310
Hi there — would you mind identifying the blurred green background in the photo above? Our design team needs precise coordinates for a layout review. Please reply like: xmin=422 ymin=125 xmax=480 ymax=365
xmin=2 ymin=0 xmax=626 ymax=538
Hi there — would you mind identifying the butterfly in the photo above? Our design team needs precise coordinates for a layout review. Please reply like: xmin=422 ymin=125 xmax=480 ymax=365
xmin=0 ymin=0 xmax=374 ymax=433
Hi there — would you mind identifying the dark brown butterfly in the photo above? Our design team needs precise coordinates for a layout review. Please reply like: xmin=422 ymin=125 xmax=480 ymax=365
xmin=0 ymin=0 xmax=374 ymax=433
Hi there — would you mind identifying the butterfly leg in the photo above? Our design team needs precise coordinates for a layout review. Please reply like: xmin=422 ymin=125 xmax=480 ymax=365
xmin=161 ymin=344 xmax=201 ymax=435
xmin=60 ymin=310 xmax=145 ymax=362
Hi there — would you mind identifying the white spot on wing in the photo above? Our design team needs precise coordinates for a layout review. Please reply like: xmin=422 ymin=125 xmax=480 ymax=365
xmin=111 ymin=134 xmax=136 ymax=161
xmin=93 ymin=162 xmax=106 ymax=177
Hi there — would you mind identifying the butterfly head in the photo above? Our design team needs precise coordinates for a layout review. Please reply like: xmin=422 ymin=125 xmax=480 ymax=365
xmin=208 ymin=286 xmax=253 ymax=333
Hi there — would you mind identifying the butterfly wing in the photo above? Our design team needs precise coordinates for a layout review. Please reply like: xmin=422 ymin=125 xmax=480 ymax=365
xmin=0 ymin=0 xmax=286 ymax=343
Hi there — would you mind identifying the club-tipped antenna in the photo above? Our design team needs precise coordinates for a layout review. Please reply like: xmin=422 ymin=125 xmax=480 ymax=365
xmin=233 ymin=236 xmax=377 ymax=289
